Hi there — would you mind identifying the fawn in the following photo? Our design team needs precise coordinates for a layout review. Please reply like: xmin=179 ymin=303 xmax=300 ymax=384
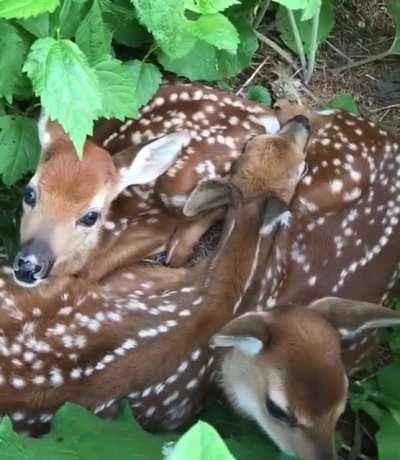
xmin=0 ymin=117 xmax=307 ymax=437
xmin=14 ymin=84 xmax=279 ymax=287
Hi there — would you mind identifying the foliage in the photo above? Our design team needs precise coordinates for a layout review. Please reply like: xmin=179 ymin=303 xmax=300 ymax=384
xmin=327 ymin=94 xmax=359 ymax=115
xmin=246 ymin=84 xmax=272 ymax=106
xmin=0 ymin=399 xmax=292 ymax=460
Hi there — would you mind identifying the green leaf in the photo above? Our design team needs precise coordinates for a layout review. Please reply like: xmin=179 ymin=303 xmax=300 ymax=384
xmin=76 ymin=0 xmax=112 ymax=65
xmin=18 ymin=13 xmax=51 ymax=37
xmin=0 ymin=21 xmax=30 ymax=99
xmin=188 ymin=13 xmax=239 ymax=54
xmin=0 ymin=0 xmax=60 ymax=19
xmin=57 ymin=0 xmax=87 ymax=38
xmin=125 ymin=60 xmax=162 ymax=110
xmin=377 ymin=364 xmax=400 ymax=402
xmin=388 ymin=0 xmax=400 ymax=54
xmin=273 ymin=0 xmax=321 ymax=18
xmin=94 ymin=58 xmax=139 ymax=119
xmin=24 ymin=38 xmax=102 ymax=155
xmin=168 ymin=421 xmax=235 ymax=460
xmin=0 ymin=115 xmax=40 ymax=185
xmin=158 ymin=15 xmax=257 ymax=81
xmin=247 ymin=85 xmax=272 ymax=106
xmin=326 ymin=94 xmax=359 ymax=114
xmin=132 ymin=0 xmax=196 ymax=59
xmin=185 ymin=0 xmax=240 ymax=14
xmin=276 ymin=0 xmax=333 ymax=56
xmin=376 ymin=413 xmax=400 ymax=460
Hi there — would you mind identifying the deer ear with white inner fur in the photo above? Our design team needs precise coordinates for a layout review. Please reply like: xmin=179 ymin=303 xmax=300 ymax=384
xmin=211 ymin=312 xmax=269 ymax=356
xmin=260 ymin=197 xmax=292 ymax=237
xmin=309 ymin=297 xmax=400 ymax=339
xmin=183 ymin=179 xmax=242 ymax=217
xmin=117 ymin=131 xmax=190 ymax=191
xmin=38 ymin=110 xmax=70 ymax=156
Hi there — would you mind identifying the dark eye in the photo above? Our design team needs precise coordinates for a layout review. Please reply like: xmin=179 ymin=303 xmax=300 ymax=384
xmin=77 ymin=211 xmax=100 ymax=227
xmin=266 ymin=398 xmax=292 ymax=424
xmin=23 ymin=186 xmax=37 ymax=207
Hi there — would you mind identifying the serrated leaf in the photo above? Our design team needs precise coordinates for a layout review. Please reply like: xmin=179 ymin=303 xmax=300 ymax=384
xmin=76 ymin=0 xmax=112 ymax=65
xmin=0 ymin=0 xmax=60 ymax=19
xmin=276 ymin=0 xmax=333 ymax=56
xmin=185 ymin=0 xmax=240 ymax=14
xmin=247 ymin=85 xmax=272 ymax=106
xmin=327 ymin=94 xmax=359 ymax=114
xmin=158 ymin=15 xmax=257 ymax=81
xmin=58 ymin=0 xmax=87 ymax=38
xmin=94 ymin=58 xmax=138 ymax=119
xmin=125 ymin=59 xmax=162 ymax=109
xmin=24 ymin=38 xmax=102 ymax=155
xmin=168 ymin=421 xmax=235 ymax=460
xmin=132 ymin=0 xmax=196 ymax=59
xmin=188 ymin=13 xmax=239 ymax=54
xmin=0 ymin=22 xmax=30 ymax=99
xmin=0 ymin=115 xmax=40 ymax=185
xmin=388 ymin=0 xmax=400 ymax=54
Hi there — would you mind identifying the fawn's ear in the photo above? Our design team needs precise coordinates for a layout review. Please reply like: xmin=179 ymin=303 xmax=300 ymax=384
xmin=116 ymin=131 xmax=190 ymax=192
xmin=260 ymin=197 xmax=292 ymax=237
xmin=309 ymin=297 xmax=400 ymax=339
xmin=211 ymin=312 xmax=270 ymax=356
xmin=183 ymin=179 xmax=242 ymax=217
xmin=38 ymin=111 xmax=71 ymax=158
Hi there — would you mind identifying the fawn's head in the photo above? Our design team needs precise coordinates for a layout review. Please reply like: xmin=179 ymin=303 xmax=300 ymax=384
xmin=15 ymin=114 xmax=190 ymax=287
xmin=183 ymin=115 xmax=310 ymax=219
xmin=212 ymin=298 xmax=400 ymax=460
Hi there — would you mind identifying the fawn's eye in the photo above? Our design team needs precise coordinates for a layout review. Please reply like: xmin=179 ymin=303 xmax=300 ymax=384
xmin=23 ymin=186 xmax=37 ymax=207
xmin=266 ymin=398 xmax=293 ymax=425
xmin=77 ymin=211 xmax=100 ymax=227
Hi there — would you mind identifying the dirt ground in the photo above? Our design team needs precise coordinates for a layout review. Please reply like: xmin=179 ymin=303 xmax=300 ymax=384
xmin=244 ymin=0 xmax=400 ymax=136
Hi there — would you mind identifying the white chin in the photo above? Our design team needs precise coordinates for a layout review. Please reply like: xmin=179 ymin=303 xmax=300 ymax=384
xmin=13 ymin=273 xmax=42 ymax=289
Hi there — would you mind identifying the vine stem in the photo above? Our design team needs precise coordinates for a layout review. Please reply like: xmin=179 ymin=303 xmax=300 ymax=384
xmin=255 ymin=30 xmax=298 ymax=70
xmin=253 ymin=0 xmax=272 ymax=28
xmin=304 ymin=4 xmax=321 ymax=83
xmin=287 ymin=9 xmax=307 ymax=74
xmin=330 ymin=50 xmax=390 ymax=73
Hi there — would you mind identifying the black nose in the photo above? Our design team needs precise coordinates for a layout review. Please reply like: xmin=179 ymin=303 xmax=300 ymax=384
xmin=13 ymin=239 xmax=54 ymax=285
xmin=291 ymin=115 xmax=311 ymax=132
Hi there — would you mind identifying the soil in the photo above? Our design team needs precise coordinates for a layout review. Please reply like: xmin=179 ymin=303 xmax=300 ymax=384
xmin=241 ymin=0 xmax=400 ymax=136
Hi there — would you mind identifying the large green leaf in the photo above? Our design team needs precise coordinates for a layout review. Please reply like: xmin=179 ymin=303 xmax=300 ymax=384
xmin=24 ymin=38 xmax=102 ymax=155
xmin=0 ymin=0 xmax=60 ymax=19
xmin=125 ymin=59 xmax=162 ymax=109
xmin=376 ymin=413 xmax=400 ymax=460
xmin=185 ymin=0 xmax=240 ymax=14
xmin=132 ymin=0 xmax=196 ymax=59
xmin=18 ymin=13 xmax=51 ymax=37
xmin=0 ymin=403 xmax=174 ymax=460
xmin=94 ymin=58 xmax=139 ymax=119
xmin=276 ymin=0 xmax=333 ymax=56
xmin=388 ymin=0 xmax=400 ymax=54
xmin=76 ymin=0 xmax=112 ymax=65
xmin=158 ymin=16 xmax=257 ymax=81
xmin=188 ymin=13 xmax=239 ymax=54
xmin=167 ymin=421 xmax=235 ymax=460
xmin=0 ymin=115 xmax=40 ymax=185
xmin=0 ymin=22 xmax=29 ymax=99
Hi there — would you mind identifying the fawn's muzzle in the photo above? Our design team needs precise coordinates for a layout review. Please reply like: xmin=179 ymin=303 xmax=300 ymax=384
xmin=13 ymin=239 xmax=54 ymax=286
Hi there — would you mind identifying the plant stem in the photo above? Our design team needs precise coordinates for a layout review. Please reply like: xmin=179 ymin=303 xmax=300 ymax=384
xmin=304 ymin=4 xmax=321 ymax=83
xmin=254 ymin=0 xmax=272 ymax=29
xmin=287 ymin=8 xmax=307 ymax=74
xmin=331 ymin=50 xmax=390 ymax=73
xmin=255 ymin=30 xmax=298 ymax=70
